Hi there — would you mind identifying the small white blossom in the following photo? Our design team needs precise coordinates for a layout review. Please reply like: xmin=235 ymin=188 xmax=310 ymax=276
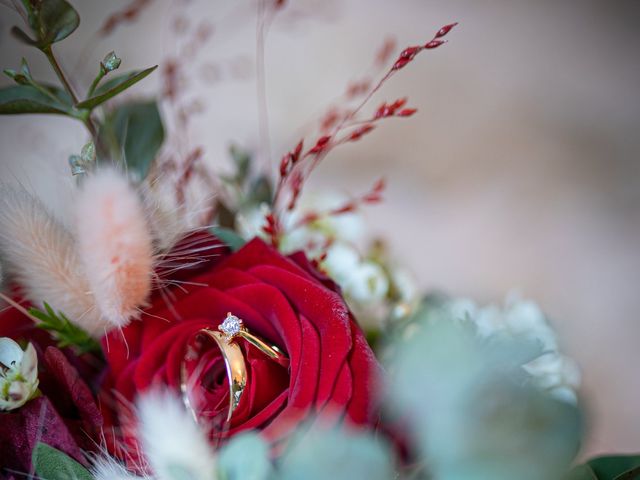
xmin=343 ymin=261 xmax=389 ymax=303
xmin=0 ymin=337 xmax=39 ymax=411
xmin=322 ymin=243 xmax=361 ymax=284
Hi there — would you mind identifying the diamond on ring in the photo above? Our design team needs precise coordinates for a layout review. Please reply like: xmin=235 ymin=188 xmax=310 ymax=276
xmin=219 ymin=313 xmax=243 ymax=340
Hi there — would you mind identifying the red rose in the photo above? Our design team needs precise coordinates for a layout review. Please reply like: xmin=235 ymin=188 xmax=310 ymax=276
xmin=101 ymin=236 xmax=380 ymax=459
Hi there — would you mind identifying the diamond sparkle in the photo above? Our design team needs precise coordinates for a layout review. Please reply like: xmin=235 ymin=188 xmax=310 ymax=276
xmin=219 ymin=314 xmax=243 ymax=338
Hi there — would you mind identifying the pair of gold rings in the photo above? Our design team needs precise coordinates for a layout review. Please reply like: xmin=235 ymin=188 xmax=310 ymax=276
xmin=181 ymin=313 xmax=289 ymax=423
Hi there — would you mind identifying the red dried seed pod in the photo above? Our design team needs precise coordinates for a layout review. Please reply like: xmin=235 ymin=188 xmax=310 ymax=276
xmin=392 ymin=46 xmax=421 ymax=70
xmin=349 ymin=124 xmax=375 ymax=140
xmin=279 ymin=156 xmax=289 ymax=177
xmin=374 ymin=102 xmax=388 ymax=119
xmin=390 ymin=98 xmax=408 ymax=111
xmin=424 ymin=39 xmax=446 ymax=49
xmin=309 ymin=136 xmax=331 ymax=154
xmin=397 ymin=108 xmax=417 ymax=117
xmin=293 ymin=140 xmax=304 ymax=162
xmin=376 ymin=37 xmax=397 ymax=66
xmin=435 ymin=22 xmax=458 ymax=38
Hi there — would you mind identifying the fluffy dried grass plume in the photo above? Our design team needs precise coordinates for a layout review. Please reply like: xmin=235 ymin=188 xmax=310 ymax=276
xmin=92 ymin=456 xmax=152 ymax=480
xmin=75 ymin=169 xmax=153 ymax=328
xmin=0 ymin=184 xmax=107 ymax=335
xmin=138 ymin=391 xmax=217 ymax=480
xmin=140 ymin=177 xmax=189 ymax=252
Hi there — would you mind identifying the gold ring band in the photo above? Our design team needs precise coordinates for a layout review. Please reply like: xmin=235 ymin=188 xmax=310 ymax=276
xmin=181 ymin=313 xmax=289 ymax=423
xmin=181 ymin=328 xmax=247 ymax=422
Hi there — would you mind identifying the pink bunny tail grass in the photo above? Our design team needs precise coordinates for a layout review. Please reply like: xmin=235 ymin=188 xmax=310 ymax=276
xmin=0 ymin=184 xmax=106 ymax=335
xmin=75 ymin=169 xmax=154 ymax=328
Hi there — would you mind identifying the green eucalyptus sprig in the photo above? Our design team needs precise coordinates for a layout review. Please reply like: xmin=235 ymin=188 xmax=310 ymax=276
xmin=1 ymin=0 xmax=163 ymax=182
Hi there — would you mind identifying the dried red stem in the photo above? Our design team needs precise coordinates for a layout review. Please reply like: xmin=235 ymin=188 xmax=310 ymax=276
xmin=270 ymin=23 xmax=457 ymax=245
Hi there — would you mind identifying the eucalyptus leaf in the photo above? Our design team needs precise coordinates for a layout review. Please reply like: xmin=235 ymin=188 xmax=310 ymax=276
xmin=0 ymin=84 xmax=71 ymax=114
xmin=99 ymin=100 xmax=164 ymax=182
xmin=218 ymin=432 xmax=271 ymax=480
xmin=278 ymin=424 xmax=395 ymax=480
xmin=76 ymin=66 xmax=158 ymax=109
xmin=210 ymin=227 xmax=246 ymax=252
xmin=229 ymin=145 xmax=251 ymax=183
xmin=18 ymin=0 xmax=80 ymax=48
xmin=10 ymin=25 xmax=38 ymax=46
xmin=246 ymin=175 xmax=273 ymax=207
xmin=565 ymin=464 xmax=598 ymax=480
xmin=32 ymin=442 xmax=93 ymax=480
xmin=388 ymin=315 xmax=582 ymax=480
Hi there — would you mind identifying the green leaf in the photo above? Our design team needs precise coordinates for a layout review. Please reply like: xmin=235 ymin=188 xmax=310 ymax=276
xmin=10 ymin=25 xmax=38 ymax=46
xmin=30 ymin=302 xmax=102 ymax=355
xmin=76 ymin=66 xmax=158 ymax=109
xmin=566 ymin=464 xmax=598 ymax=480
xmin=248 ymin=175 xmax=273 ymax=205
xmin=0 ymin=84 xmax=71 ymax=114
xmin=568 ymin=455 xmax=640 ymax=480
xmin=18 ymin=0 xmax=80 ymax=48
xmin=229 ymin=145 xmax=252 ymax=184
xmin=218 ymin=432 xmax=272 ymax=480
xmin=32 ymin=442 xmax=93 ymax=480
xmin=615 ymin=466 xmax=640 ymax=480
xmin=210 ymin=227 xmax=246 ymax=252
xmin=100 ymin=100 xmax=165 ymax=182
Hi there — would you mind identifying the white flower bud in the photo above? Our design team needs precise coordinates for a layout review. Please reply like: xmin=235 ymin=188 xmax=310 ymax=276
xmin=343 ymin=261 xmax=389 ymax=303
xmin=0 ymin=338 xmax=39 ymax=411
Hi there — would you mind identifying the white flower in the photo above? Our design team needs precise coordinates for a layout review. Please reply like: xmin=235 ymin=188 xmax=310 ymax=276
xmin=390 ymin=267 xmax=418 ymax=303
xmin=322 ymin=243 xmax=361 ymax=284
xmin=0 ymin=337 xmax=39 ymax=411
xmin=343 ymin=261 xmax=389 ymax=303
xmin=236 ymin=203 xmax=271 ymax=241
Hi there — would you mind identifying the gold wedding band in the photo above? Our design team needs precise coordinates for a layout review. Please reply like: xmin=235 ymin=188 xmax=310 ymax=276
xmin=181 ymin=313 xmax=289 ymax=423
xmin=181 ymin=328 xmax=247 ymax=422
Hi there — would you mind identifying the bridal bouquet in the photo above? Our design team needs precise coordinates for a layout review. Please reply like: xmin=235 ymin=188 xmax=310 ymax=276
xmin=0 ymin=1 xmax=637 ymax=479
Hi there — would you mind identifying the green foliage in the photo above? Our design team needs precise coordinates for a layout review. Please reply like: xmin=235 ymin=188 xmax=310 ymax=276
xmin=0 ymin=84 xmax=72 ymax=114
xmin=277 ymin=424 xmax=395 ymax=480
xmin=230 ymin=145 xmax=252 ymax=184
xmin=99 ymin=100 xmax=165 ymax=182
xmin=218 ymin=432 xmax=272 ymax=480
xmin=210 ymin=227 xmax=247 ymax=252
xmin=567 ymin=455 xmax=640 ymax=480
xmin=77 ymin=66 xmax=158 ymax=109
xmin=32 ymin=442 xmax=93 ymax=480
xmin=12 ymin=0 xmax=80 ymax=49
xmin=29 ymin=302 xmax=102 ymax=355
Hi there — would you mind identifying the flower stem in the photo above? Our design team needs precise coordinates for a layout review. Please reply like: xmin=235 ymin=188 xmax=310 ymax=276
xmin=42 ymin=45 xmax=98 ymax=139
xmin=87 ymin=68 xmax=105 ymax=99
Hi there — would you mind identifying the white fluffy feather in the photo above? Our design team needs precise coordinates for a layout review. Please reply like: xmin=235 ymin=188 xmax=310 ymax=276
xmin=75 ymin=169 xmax=153 ymax=327
xmin=92 ymin=456 xmax=152 ymax=480
xmin=137 ymin=391 xmax=217 ymax=480
xmin=0 ymin=185 xmax=107 ymax=335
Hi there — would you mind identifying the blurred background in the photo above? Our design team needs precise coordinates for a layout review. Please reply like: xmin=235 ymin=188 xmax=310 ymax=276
xmin=1 ymin=0 xmax=639 ymax=459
